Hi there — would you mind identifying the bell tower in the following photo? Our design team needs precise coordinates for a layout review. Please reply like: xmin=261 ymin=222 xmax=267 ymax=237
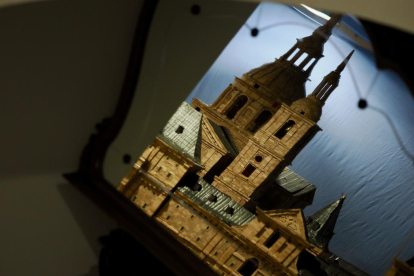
xmin=191 ymin=15 xmax=352 ymax=209
xmin=201 ymin=15 xmax=342 ymax=148
xmin=246 ymin=51 xmax=354 ymax=210
xmin=211 ymin=51 xmax=354 ymax=209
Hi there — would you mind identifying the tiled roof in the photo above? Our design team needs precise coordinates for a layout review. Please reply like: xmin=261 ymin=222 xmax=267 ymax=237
xmin=274 ymin=168 xmax=316 ymax=196
xmin=178 ymin=178 xmax=256 ymax=226
xmin=159 ymin=102 xmax=202 ymax=165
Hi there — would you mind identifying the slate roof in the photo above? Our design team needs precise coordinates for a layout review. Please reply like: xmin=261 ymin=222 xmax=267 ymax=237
xmin=316 ymin=255 xmax=371 ymax=276
xmin=158 ymin=102 xmax=203 ymax=165
xmin=306 ymin=196 xmax=345 ymax=250
xmin=274 ymin=168 xmax=316 ymax=196
xmin=178 ymin=178 xmax=256 ymax=226
xmin=207 ymin=119 xmax=239 ymax=157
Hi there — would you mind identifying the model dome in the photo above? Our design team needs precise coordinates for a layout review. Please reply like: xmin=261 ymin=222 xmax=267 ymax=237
xmin=291 ymin=95 xmax=323 ymax=122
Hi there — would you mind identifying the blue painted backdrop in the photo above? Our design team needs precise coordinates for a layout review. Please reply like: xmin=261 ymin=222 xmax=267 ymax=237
xmin=186 ymin=3 xmax=414 ymax=275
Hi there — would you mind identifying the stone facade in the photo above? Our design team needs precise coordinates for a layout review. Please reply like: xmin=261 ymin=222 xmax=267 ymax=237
xmin=118 ymin=15 xmax=369 ymax=276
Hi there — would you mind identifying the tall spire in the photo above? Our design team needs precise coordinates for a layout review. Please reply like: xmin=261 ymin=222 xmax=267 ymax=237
xmin=240 ymin=14 xmax=342 ymax=105
xmin=311 ymin=50 xmax=354 ymax=104
xmin=306 ymin=195 xmax=346 ymax=251
xmin=335 ymin=50 xmax=354 ymax=73
xmin=281 ymin=14 xmax=342 ymax=61
xmin=315 ymin=14 xmax=343 ymax=42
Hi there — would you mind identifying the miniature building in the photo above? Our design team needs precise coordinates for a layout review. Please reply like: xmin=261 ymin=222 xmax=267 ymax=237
xmin=384 ymin=257 xmax=414 ymax=276
xmin=118 ymin=15 xmax=369 ymax=276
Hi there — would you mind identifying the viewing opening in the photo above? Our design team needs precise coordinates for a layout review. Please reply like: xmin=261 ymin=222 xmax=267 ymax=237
xmin=175 ymin=125 xmax=184 ymax=134
xmin=275 ymin=120 xmax=295 ymax=139
xmin=238 ymin=258 xmax=259 ymax=276
xmin=264 ymin=230 xmax=281 ymax=248
xmin=242 ymin=164 xmax=256 ymax=177
xmin=226 ymin=95 xmax=248 ymax=119
xmin=247 ymin=110 xmax=272 ymax=133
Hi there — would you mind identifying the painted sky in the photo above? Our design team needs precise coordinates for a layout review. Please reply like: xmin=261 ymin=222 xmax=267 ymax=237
xmin=186 ymin=3 xmax=414 ymax=275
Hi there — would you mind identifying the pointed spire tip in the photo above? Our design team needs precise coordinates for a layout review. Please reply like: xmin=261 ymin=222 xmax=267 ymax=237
xmin=346 ymin=50 xmax=355 ymax=61
xmin=335 ymin=50 xmax=355 ymax=73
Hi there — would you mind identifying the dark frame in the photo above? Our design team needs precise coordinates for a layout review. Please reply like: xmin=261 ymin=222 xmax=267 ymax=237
xmin=63 ymin=1 xmax=216 ymax=275
xmin=63 ymin=1 xmax=414 ymax=275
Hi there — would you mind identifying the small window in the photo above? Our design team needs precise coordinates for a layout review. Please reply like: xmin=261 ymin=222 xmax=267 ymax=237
xmin=142 ymin=203 xmax=148 ymax=209
xmin=275 ymin=120 xmax=296 ymax=139
xmin=214 ymin=251 xmax=218 ymax=256
xmin=300 ymin=111 xmax=305 ymax=115
xmin=190 ymin=214 xmax=194 ymax=219
xmin=238 ymin=258 xmax=259 ymax=276
xmin=226 ymin=95 xmax=248 ymax=119
xmin=287 ymin=48 xmax=300 ymax=60
xmin=242 ymin=164 xmax=256 ymax=177
xmin=254 ymin=83 xmax=259 ymax=89
xmin=176 ymin=205 xmax=180 ymax=208
xmin=208 ymin=194 xmax=218 ymax=202
xmin=312 ymin=222 xmax=321 ymax=231
xmin=166 ymin=216 xmax=171 ymax=220
xmin=180 ymin=226 xmax=185 ymax=231
xmin=157 ymin=166 xmax=162 ymax=172
xmin=167 ymin=173 xmax=172 ymax=178
xmin=247 ymin=110 xmax=272 ymax=133
xmin=230 ymin=263 xmax=235 ymax=267
xmin=264 ymin=230 xmax=281 ymax=248
xmin=255 ymin=156 xmax=263 ymax=162
xmin=175 ymin=125 xmax=184 ymax=134
xmin=256 ymin=227 xmax=266 ymax=238
xmin=277 ymin=242 xmax=288 ymax=253
xmin=294 ymin=53 xmax=308 ymax=66
xmin=205 ymin=226 xmax=210 ymax=230
xmin=191 ymin=183 xmax=202 ymax=192
xmin=196 ymin=237 xmax=200 ymax=242
xmin=132 ymin=196 xmax=137 ymax=202
xmin=303 ymin=57 xmax=316 ymax=70
xmin=225 ymin=207 xmax=235 ymax=216
xmin=195 ymin=107 xmax=201 ymax=111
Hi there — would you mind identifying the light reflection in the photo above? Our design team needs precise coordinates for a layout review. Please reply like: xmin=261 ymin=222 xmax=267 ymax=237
xmin=300 ymin=4 xmax=331 ymax=20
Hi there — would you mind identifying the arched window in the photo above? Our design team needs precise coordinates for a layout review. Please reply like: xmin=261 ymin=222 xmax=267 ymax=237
xmin=247 ymin=110 xmax=272 ymax=133
xmin=226 ymin=95 xmax=248 ymax=119
xmin=275 ymin=120 xmax=295 ymax=139
xmin=238 ymin=258 xmax=259 ymax=276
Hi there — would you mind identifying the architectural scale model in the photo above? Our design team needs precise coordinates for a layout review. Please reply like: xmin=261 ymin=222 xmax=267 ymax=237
xmin=118 ymin=15 xmax=370 ymax=276
xmin=385 ymin=257 xmax=414 ymax=276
